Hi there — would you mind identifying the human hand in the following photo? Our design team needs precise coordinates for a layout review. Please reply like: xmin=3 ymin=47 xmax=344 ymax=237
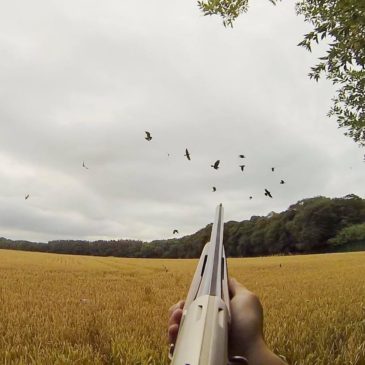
xmin=168 ymin=278 xmax=286 ymax=365
xmin=228 ymin=278 xmax=287 ymax=364
xmin=228 ymin=277 xmax=265 ymax=359
xmin=168 ymin=299 xmax=185 ymax=345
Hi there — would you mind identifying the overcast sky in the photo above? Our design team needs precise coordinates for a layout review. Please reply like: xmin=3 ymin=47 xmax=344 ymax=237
xmin=0 ymin=0 xmax=364 ymax=243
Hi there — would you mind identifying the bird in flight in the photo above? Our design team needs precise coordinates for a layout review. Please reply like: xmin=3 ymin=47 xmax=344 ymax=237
xmin=271 ymin=167 xmax=275 ymax=172
xmin=25 ymin=194 xmax=30 ymax=200
xmin=173 ymin=229 xmax=179 ymax=234
xmin=211 ymin=160 xmax=220 ymax=170
xmin=249 ymin=196 xmax=253 ymax=200
xmin=212 ymin=187 xmax=217 ymax=192
xmin=239 ymin=154 xmax=245 ymax=158
xmin=184 ymin=148 xmax=191 ymax=161
xmin=239 ymin=165 xmax=245 ymax=172
xmin=82 ymin=161 xmax=89 ymax=169
xmin=265 ymin=189 xmax=273 ymax=198
xmin=280 ymin=180 xmax=285 ymax=184
xmin=145 ymin=131 xmax=152 ymax=141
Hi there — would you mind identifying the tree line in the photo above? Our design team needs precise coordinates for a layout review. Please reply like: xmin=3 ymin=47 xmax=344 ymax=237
xmin=1 ymin=194 xmax=364 ymax=258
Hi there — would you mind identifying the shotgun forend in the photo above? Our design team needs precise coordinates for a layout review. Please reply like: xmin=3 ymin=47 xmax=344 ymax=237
xmin=169 ymin=204 xmax=247 ymax=365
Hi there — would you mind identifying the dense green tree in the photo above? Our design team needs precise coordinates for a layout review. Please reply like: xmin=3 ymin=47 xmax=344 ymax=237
xmin=198 ymin=0 xmax=365 ymax=146
xmin=328 ymin=223 xmax=365 ymax=246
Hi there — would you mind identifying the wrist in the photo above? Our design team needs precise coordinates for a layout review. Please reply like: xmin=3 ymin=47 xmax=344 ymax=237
xmin=230 ymin=335 xmax=265 ymax=363
xmin=245 ymin=336 xmax=267 ymax=364
xmin=243 ymin=337 xmax=287 ymax=365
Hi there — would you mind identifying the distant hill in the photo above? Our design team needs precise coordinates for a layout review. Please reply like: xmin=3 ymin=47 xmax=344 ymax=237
xmin=1 ymin=194 xmax=364 ymax=258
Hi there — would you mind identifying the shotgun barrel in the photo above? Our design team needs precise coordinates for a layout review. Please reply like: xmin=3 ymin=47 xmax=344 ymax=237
xmin=170 ymin=204 xmax=246 ymax=364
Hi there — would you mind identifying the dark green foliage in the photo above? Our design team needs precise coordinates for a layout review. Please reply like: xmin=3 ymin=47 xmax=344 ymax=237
xmin=198 ymin=0 xmax=250 ymax=28
xmin=198 ymin=0 xmax=278 ymax=27
xmin=328 ymin=223 xmax=365 ymax=247
xmin=1 ymin=194 xmax=364 ymax=258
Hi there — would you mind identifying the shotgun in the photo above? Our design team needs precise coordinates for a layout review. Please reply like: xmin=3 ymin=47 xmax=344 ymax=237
xmin=169 ymin=204 xmax=247 ymax=364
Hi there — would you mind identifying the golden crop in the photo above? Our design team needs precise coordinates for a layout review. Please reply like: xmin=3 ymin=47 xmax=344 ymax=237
xmin=0 ymin=249 xmax=364 ymax=364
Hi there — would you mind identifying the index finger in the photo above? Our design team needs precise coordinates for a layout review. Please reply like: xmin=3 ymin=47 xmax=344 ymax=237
xmin=168 ymin=300 xmax=185 ymax=317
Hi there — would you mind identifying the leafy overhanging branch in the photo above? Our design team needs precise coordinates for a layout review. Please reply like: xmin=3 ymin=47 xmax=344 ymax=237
xmin=296 ymin=0 xmax=365 ymax=145
xmin=198 ymin=0 xmax=365 ymax=146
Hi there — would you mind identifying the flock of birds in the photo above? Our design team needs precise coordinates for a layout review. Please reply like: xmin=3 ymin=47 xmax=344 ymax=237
xmin=20 ymin=129 xmax=365 ymax=240
xmin=23 ymin=129 xmax=288 ymax=237
xmin=143 ymin=131 xmax=287 ymax=234
xmin=144 ymin=131 xmax=286 ymax=202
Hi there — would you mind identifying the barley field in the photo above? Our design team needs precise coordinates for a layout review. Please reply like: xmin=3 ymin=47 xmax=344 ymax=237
xmin=0 ymin=249 xmax=364 ymax=365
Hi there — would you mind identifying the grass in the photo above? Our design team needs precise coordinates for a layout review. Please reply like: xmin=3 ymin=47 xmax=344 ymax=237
xmin=0 ymin=249 xmax=364 ymax=364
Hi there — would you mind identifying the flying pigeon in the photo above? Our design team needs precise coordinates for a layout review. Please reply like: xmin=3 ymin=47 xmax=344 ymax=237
xmin=25 ymin=194 xmax=30 ymax=200
xmin=212 ymin=187 xmax=217 ymax=192
xmin=264 ymin=189 xmax=273 ymax=198
xmin=184 ymin=148 xmax=191 ymax=161
xmin=82 ymin=161 xmax=89 ymax=169
xmin=271 ymin=167 xmax=275 ymax=172
xmin=239 ymin=165 xmax=245 ymax=172
xmin=249 ymin=196 xmax=253 ymax=200
xmin=239 ymin=154 xmax=245 ymax=158
xmin=173 ymin=229 xmax=179 ymax=234
xmin=145 ymin=131 xmax=152 ymax=141
xmin=211 ymin=160 xmax=220 ymax=170
xmin=280 ymin=180 xmax=285 ymax=184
